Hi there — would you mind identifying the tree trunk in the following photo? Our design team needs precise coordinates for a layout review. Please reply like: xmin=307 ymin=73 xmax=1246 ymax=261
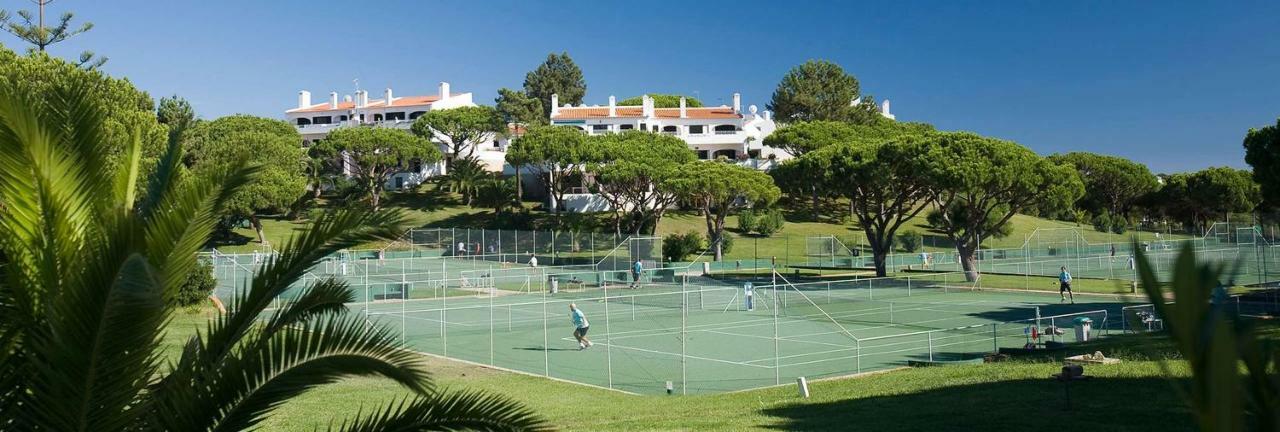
xmin=873 ymin=251 xmax=888 ymax=278
xmin=810 ymin=185 xmax=820 ymax=222
xmin=957 ymin=243 xmax=979 ymax=282
xmin=515 ymin=165 xmax=523 ymax=203
xmin=250 ymin=215 xmax=267 ymax=244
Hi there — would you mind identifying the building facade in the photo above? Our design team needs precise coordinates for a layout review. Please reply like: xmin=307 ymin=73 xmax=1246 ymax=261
xmin=284 ymin=82 xmax=508 ymax=189
xmin=548 ymin=93 xmax=786 ymax=169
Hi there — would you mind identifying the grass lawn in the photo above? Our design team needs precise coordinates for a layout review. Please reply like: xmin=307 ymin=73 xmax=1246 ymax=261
xmin=165 ymin=307 xmax=1198 ymax=431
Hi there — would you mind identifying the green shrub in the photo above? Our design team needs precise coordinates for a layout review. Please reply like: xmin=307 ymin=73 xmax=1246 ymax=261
xmin=176 ymin=260 xmax=217 ymax=307
xmin=898 ymin=230 xmax=923 ymax=252
xmin=1092 ymin=211 xmax=1113 ymax=234
xmin=662 ymin=231 xmax=704 ymax=262
xmin=737 ymin=210 xmax=757 ymax=233
xmin=754 ymin=209 xmax=786 ymax=237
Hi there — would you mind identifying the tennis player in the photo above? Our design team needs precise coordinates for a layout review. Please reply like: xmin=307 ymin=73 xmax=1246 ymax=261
xmin=569 ymin=303 xmax=592 ymax=350
xmin=1059 ymin=266 xmax=1075 ymax=304
xmin=630 ymin=258 xmax=644 ymax=289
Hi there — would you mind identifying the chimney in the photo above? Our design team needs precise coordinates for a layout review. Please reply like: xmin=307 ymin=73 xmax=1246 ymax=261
xmin=679 ymin=97 xmax=687 ymax=118
xmin=642 ymin=94 xmax=654 ymax=117
xmin=329 ymin=92 xmax=339 ymax=109
xmin=438 ymin=82 xmax=450 ymax=101
xmin=384 ymin=88 xmax=394 ymax=106
xmin=355 ymin=90 xmax=367 ymax=108
xmin=550 ymin=94 xmax=560 ymax=117
xmin=732 ymin=93 xmax=741 ymax=114
xmin=764 ymin=110 xmax=772 ymax=121
xmin=298 ymin=91 xmax=311 ymax=109
xmin=881 ymin=99 xmax=895 ymax=120
xmin=608 ymin=95 xmax=616 ymax=117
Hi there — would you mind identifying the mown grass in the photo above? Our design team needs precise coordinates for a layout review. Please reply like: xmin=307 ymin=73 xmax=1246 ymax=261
xmin=164 ymin=307 xmax=1198 ymax=431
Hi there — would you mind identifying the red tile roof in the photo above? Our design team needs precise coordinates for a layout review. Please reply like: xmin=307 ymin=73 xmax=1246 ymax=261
xmin=288 ymin=94 xmax=454 ymax=113
xmin=551 ymin=106 xmax=741 ymax=120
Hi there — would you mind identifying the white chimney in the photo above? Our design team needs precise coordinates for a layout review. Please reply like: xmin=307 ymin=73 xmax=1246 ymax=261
xmin=550 ymin=94 xmax=560 ymax=117
xmin=764 ymin=110 xmax=772 ymax=121
xmin=298 ymin=91 xmax=311 ymax=109
xmin=608 ymin=95 xmax=616 ymax=117
xmin=732 ymin=93 xmax=741 ymax=114
xmin=642 ymin=94 xmax=654 ymax=117
xmin=329 ymin=92 xmax=339 ymax=109
xmin=881 ymin=99 xmax=895 ymax=120
xmin=355 ymin=90 xmax=367 ymax=108
xmin=438 ymin=82 xmax=450 ymax=101
xmin=679 ymin=97 xmax=687 ymax=118
xmin=384 ymin=88 xmax=394 ymax=106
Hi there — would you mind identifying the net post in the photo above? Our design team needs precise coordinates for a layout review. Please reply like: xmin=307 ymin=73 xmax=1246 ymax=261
xmin=682 ymin=279 xmax=688 ymax=395
xmin=489 ymin=277 xmax=495 ymax=366
xmin=542 ymin=288 xmax=549 ymax=377
xmin=604 ymin=283 xmax=614 ymax=389
xmin=772 ymin=279 xmax=781 ymax=386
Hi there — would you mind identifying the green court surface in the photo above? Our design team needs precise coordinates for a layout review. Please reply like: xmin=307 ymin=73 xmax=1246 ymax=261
xmin=356 ymin=276 xmax=1131 ymax=395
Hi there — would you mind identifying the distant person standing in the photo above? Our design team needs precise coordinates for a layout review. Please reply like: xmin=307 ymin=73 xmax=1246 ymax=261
xmin=569 ymin=303 xmax=592 ymax=350
xmin=1059 ymin=266 xmax=1075 ymax=304
xmin=631 ymin=259 xmax=644 ymax=289
xmin=457 ymin=241 xmax=466 ymax=256
xmin=528 ymin=253 xmax=538 ymax=268
xmin=920 ymin=251 xmax=929 ymax=269
xmin=1109 ymin=244 xmax=1117 ymax=262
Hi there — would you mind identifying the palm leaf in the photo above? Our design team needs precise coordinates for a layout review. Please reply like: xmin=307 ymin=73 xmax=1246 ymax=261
xmin=333 ymin=390 xmax=553 ymax=432
xmin=261 ymin=277 xmax=354 ymax=336
xmin=158 ymin=314 xmax=431 ymax=431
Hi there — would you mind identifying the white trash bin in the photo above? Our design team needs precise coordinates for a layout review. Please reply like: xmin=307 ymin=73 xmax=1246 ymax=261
xmin=1073 ymin=317 xmax=1093 ymax=342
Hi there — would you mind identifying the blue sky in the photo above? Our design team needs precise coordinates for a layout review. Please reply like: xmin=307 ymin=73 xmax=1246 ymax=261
xmin=4 ymin=0 xmax=1278 ymax=173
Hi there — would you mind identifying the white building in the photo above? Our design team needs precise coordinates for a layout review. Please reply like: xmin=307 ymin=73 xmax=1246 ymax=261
xmin=284 ymin=82 xmax=508 ymax=189
xmin=548 ymin=93 xmax=785 ymax=169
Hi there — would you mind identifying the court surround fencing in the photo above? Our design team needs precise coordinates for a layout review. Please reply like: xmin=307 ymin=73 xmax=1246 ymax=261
xmin=205 ymin=224 xmax=1280 ymax=395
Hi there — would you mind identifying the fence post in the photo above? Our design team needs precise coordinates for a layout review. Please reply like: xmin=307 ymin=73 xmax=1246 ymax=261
xmin=992 ymin=323 xmax=997 ymax=352
xmin=928 ymin=332 xmax=934 ymax=362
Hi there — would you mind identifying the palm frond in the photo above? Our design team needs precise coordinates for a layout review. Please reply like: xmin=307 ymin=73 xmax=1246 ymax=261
xmin=199 ymin=208 xmax=405 ymax=366
xmin=261 ymin=277 xmax=353 ymax=336
xmin=161 ymin=314 xmax=431 ymax=431
xmin=143 ymin=160 xmax=258 ymax=303
xmin=26 ymin=250 xmax=168 ymax=431
xmin=333 ymin=390 xmax=553 ymax=432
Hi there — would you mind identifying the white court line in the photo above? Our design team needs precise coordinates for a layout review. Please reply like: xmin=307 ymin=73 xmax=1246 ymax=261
xmin=556 ymin=337 xmax=773 ymax=369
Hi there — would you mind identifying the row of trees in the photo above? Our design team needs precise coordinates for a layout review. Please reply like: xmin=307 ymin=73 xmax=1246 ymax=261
xmin=506 ymin=128 xmax=780 ymax=260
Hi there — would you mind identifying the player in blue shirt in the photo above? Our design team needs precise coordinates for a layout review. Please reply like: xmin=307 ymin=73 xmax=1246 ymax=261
xmin=630 ymin=259 xmax=644 ymax=289
xmin=1059 ymin=266 xmax=1074 ymax=304
xmin=569 ymin=303 xmax=592 ymax=350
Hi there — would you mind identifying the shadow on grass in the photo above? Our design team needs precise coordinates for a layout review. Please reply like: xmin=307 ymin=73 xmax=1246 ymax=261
xmin=760 ymin=375 xmax=1193 ymax=431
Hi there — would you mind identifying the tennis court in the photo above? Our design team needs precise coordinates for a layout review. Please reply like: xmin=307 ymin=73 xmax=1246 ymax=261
xmin=205 ymin=224 xmax=1280 ymax=395
xmin=356 ymin=271 xmax=1128 ymax=395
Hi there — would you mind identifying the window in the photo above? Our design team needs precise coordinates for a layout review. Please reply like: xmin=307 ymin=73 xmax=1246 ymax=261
xmin=408 ymin=111 xmax=427 ymax=120
xmin=697 ymin=150 xmax=709 ymax=160
xmin=312 ymin=116 xmax=332 ymax=124
xmin=661 ymin=125 xmax=679 ymax=135
xmin=714 ymin=125 xmax=738 ymax=134
xmin=688 ymin=125 xmax=704 ymax=135
xmin=339 ymin=115 xmax=348 ymax=122
xmin=592 ymin=124 xmax=610 ymax=133
xmin=619 ymin=124 xmax=634 ymax=130
xmin=296 ymin=118 xmax=312 ymax=126
xmin=373 ymin=113 xmax=384 ymax=122
xmin=639 ymin=123 xmax=647 ymax=131
xmin=386 ymin=112 xmax=406 ymax=121
xmin=713 ymin=149 xmax=737 ymax=159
